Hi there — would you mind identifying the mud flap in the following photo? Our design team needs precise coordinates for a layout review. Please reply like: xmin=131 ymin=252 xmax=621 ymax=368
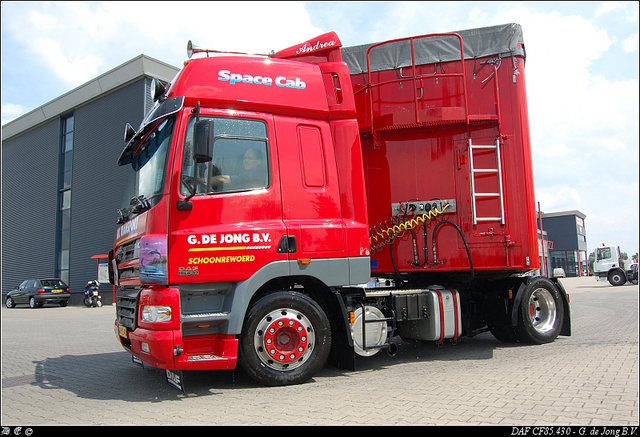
xmin=550 ymin=277 xmax=572 ymax=337
xmin=166 ymin=369 xmax=186 ymax=393
xmin=326 ymin=290 xmax=357 ymax=371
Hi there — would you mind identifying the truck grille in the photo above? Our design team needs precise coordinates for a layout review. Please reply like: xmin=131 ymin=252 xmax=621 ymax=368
xmin=115 ymin=239 xmax=139 ymax=263
xmin=115 ymin=239 xmax=140 ymax=280
xmin=116 ymin=286 xmax=141 ymax=330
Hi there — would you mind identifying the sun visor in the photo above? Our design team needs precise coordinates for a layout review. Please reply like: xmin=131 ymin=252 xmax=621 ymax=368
xmin=117 ymin=96 xmax=184 ymax=166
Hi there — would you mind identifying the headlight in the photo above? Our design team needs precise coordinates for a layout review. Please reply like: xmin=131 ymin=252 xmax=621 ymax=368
xmin=141 ymin=305 xmax=172 ymax=323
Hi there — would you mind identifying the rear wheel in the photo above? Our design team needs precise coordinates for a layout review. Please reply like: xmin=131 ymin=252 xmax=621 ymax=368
xmin=239 ymin=291 xmax=331 ymax=386
xmin=516 ymin=277 xmax=564 ymax=344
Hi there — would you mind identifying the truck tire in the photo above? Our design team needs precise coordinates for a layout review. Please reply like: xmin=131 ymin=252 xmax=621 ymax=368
xmin=515 ymin=277 xmax=564 ymax=345
xmin=607 ymin=269 xmax=626 ymax=286
xmin=238 ymin=291 xmax=332 ymax=386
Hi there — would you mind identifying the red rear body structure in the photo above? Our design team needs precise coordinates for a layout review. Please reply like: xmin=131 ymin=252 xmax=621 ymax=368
xmin=342 ymin=26 xmax=537 ymax=278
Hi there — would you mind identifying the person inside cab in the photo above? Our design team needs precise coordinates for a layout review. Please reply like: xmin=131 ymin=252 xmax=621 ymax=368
xmin=211 ymin=147 xmax=266 ymax=191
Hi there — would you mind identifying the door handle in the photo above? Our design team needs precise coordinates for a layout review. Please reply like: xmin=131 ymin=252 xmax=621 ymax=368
xmin=277 ymin=236 xmax=297 ymax=253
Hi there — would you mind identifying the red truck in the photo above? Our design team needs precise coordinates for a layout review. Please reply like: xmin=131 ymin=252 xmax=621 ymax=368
xmin=111 ymin=23 xmax=571 ymax=388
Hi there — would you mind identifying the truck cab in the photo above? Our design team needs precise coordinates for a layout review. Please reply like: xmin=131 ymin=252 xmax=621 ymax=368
xmin=111 ymin=33 xmax=371 ymax=384
xmin=594 ymin=245 xmax=626 ymax=286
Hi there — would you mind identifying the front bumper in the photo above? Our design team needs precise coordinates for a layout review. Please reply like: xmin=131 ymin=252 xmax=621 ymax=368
xmin=115 ymin=320 xmax=238 ymax=371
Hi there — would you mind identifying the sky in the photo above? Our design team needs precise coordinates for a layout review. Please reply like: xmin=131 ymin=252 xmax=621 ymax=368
xmin=2 ymin=1 xmax=639 ymax=258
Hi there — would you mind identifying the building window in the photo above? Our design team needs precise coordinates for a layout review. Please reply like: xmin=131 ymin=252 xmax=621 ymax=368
xmin=58 ymin=114 xmax=74 ymax=284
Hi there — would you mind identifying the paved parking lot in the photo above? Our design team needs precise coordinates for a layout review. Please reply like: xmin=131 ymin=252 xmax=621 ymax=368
xmin=1 ymin=276 xmax=638 ymax=426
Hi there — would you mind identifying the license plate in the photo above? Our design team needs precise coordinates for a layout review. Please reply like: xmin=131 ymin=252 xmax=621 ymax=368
xmin=119 ymin=325 xmax=128 ymax=338
xmin=52 ymin=289 xmax=63 ymax=293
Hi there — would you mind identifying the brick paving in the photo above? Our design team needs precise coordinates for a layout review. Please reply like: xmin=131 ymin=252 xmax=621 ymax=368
xmin=1 ymin=277 xmax=638 ymax=426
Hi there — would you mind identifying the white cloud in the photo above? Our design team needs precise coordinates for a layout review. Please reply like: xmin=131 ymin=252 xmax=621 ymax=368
xmin=595 ymin=1 xmax=627 ymax=17
xmin=5 ymin=2 xmax=323 ymax=89
xmin=535 ymin=186 xmax=582 ymax=210
xmin=33 ymin=36 xmax=103 ymax=87
xmin=1 ymin=103 xmax=26 ymax=125
xmin=595 ymin=1 xmax=639 ymax=21
xmin=623 ymin=32 xmax=639 ymax=52
xmin=536 ymin=143 xmax=575 ymax=158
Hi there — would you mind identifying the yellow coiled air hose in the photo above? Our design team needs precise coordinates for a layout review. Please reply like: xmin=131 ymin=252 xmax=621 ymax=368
xmin=369 ymin=202 xmax=450 ymax=253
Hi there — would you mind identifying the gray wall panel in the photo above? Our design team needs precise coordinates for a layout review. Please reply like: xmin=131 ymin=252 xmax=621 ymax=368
xmin=69 ymin=79 xmax=147 ymax=299
xmin=2 ymin=79 xmax=148 ymax=301
xmin=544 ymin=215 xmax=578 ymax=251
xmin=2 ymin=119 xmax=60 ymax=293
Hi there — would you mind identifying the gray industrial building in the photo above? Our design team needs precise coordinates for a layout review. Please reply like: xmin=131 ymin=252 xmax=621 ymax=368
xmin=2 ymin=55 xmax=180 ymax=304
xmin=538 ymin=210 xmax=588 ymax=277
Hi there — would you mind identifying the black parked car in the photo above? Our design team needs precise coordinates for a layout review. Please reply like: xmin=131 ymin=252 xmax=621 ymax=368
xmin=5 ymin=278 xmax=71 ymax=308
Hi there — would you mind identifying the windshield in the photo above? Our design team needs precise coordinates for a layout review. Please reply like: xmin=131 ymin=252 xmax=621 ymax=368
xmin=119 ymin=116 xmax=176 ymax=216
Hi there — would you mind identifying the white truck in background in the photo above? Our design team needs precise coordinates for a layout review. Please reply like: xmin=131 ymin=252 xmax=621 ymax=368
xmin=594 ymin=245 xmax=637 ymax=286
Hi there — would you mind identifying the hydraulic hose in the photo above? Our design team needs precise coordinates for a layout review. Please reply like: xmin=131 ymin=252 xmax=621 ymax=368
xmin=432 ymin=220 xmax=474 ymax=282
xmin=369 ymin=202 xmax=450 ymax=253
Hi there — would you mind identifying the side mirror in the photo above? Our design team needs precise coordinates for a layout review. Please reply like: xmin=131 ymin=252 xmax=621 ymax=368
xmin=150 ymin=78 xmax=166 ymax=102
xmin=193 ymin=119 xmax=214 ymax=163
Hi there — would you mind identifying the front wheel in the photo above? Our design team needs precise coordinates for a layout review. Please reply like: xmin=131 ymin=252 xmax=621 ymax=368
xmin=608 ymin=269 xmax=626 ymax=286
xmin=5 ymin=297 xmax=16 ymax=308
xmin=238 ymin=291 xmax=332 ymax=386
xmin=516 ymin=277 xmax=564 ymax=344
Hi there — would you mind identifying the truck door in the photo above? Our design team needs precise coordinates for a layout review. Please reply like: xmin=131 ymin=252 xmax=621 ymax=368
xmin=274 ymin=116 xmax=346 ymax=260
xmin=169 ymin=112 xmax=289 ymax=284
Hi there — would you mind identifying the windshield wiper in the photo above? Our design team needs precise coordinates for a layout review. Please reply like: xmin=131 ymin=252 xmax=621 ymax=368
xmin=130 ymin=194 xmax=152 ymax=214
xmin=116 ymin=208 xmax=130 ymax=224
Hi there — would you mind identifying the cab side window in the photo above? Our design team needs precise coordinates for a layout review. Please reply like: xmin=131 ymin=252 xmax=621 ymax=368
xmin=181 ymin=117 xmax=268 ymax=196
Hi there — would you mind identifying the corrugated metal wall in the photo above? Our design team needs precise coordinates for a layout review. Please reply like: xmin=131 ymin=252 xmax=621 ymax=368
xmin=2 ymin=79 xmax=148 ymax=303
xmin=2 ymin=119 xmax=60 ymax=290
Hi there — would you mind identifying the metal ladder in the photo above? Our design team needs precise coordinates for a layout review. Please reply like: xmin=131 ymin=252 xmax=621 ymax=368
xmin=468 ymin=138 xmax=505 ymax=226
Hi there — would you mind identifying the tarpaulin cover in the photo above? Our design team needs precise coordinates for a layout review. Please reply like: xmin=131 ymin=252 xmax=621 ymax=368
xmin=341 ymin=23 xmax=525 ymax=75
